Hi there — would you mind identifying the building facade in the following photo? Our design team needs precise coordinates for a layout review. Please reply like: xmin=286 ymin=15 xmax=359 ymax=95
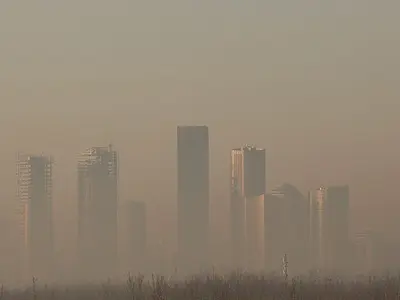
xmin=77 ymin=145 xmax=118 ymax=279
xmin=230 ymin=145 xmax=265 ymax=272
xmin=352 ymin=231 xmax=377 ymax=274
xmin=177 ymin=126 xmax=209 ymax=274
xmin=309 ymin=185 xmax=350 ymax=273
xmin=309 ymin=187 xmax=325 ymax=270
xmin=264 ymin=184 xmax=308 ymax=274
xmin=325 ymin=185 xmax=350 ymax=272
xmin=16 ymin=154 xmax=53 ymax=279
xmin=264 ymin=193 xmax=285 ymax=273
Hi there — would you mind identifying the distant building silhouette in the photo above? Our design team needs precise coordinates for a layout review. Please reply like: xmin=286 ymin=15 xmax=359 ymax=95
xmin=352 ymin=231 xmax=377 ymax=274
xmin=177 ymin=126 xmax=209 ymax=274
xmin=119 ymin=201 xmax=146 ymax=274
xmin=308 ymin=187 xmax=325 ymax=270
xmin=77 ymin=145 xmax=118 ymax=279
xmin=264 ymin=184 xmax=308 ymax=274
xmin=309 ymin=185 xmax=350 ymax=273
xmin=230 ymin=145 xmax=265 ymax=272
xmin=264 ymin=193 xmax=284 ymax=273
xmin=16 ymin=153 xmax=54 ymax=279
xmin=325 ymin=185 xmax=350 ymax=272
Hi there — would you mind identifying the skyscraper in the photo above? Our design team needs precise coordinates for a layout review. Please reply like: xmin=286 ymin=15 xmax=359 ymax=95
xmin=308 ymin=187 xmax=325 ymax=270
xmin=264 ymin=184 xmax=308 ymax=274
xmin=231 ymin=145 xmax=265 ymax=272
xmin=309 ymin=185 xmax=349 ymax=273
xmin=119 ymin=201 xmax=147 ymax=274
xmin=16 ymin=153 xmax=53 ymax=279
xmin=77 ymin=145 xmax=118 ymax=279
xmin=325 ymin=185 xmax=350 ymax=272
xmin=352 ymin=231 xmax=377 ymax=274
xmin=177 ymin=126 xmax=209 ymax=274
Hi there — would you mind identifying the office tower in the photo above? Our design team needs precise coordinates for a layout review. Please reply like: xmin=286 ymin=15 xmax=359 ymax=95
xmin=352 ymin=231 xmax=377 ymax=274
xmin=308 ymin=187 xmax=325 ymax=270
xmin=264 ymin=184 xmax=308 ymax=274
xmin=177 ymin=126 xmax=209 ymax=274
xmin=78 ymin=145 xmax=118 ymax=279
xmin=119 ymin=201 xmax=147 ymax=274
xmin=264 ymin=193 xmax=285 ymax=273
xmin=325 ymin=185 xmax=350 ymax=271
xmin=16 ymin=154 xmax=53 ymax=279
xmin=309 ymin=185 xmax=349 ymax=273
xmin=230 ymin=145 xmax=265 ymax=272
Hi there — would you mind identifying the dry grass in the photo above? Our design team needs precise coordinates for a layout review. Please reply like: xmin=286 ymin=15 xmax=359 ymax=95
xmin=2 ymin=273 xmax=400 ymax=299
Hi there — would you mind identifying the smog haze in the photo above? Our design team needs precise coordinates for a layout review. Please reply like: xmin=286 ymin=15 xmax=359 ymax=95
xmin=1 ymin=0 xmax=400 ymax=283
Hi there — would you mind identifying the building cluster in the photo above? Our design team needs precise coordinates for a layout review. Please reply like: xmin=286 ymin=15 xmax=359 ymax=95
xmin=16 ymin=146 xmax=146 ymax=281
xmin=14 ymin=126 xmax=386 ymax=281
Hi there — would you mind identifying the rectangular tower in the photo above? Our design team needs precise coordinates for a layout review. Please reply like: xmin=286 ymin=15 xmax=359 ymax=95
xmin=308 ymin=187 xmax=325 ymax=270
xmin=177 ymin=126 xmax=209 ymax=274
xmin=17 ymin=154 xmax=53 ymax=279
xmin=264 ymin=193 xmax=286 ymax=273
xmin=230 ymin=145 xmax=265 ymax=272
xmin=265 ymin=184 xmax=308 ymax=274
xmin=77 ymin=145 xmax=118 ymax=279
xmin=309 ymin=185 xmax=349 ymax=273
xmin=325 ymin=185 xmax=350 ymax=272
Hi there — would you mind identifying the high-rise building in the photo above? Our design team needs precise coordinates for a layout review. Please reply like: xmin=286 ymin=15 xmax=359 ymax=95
xmin=264 ymin=184 xmax=308 ymax=274
xmin=77 ymin=145 xmax=118 ymax=279
xmin=309 ymin=185 xmax=349 ymax=273
xmin=264 ymin=193 xmax=285 ymax=273
xmin=308 ymin=187 xmax=325 ymax=270
xmin=230 ymin=145 xmax=265 ymax=272
xmin=119 ymin=201 xmax=146 ymax=274
xmin=352 ymin=231 xmax=377 ymax=274
xmin=177 ymin=126 xmax=209 ymax=274
xmin=16 ymin=153 xmax=53 ymax=279
xmin=325 ymin=185 xmax=350 ymax=271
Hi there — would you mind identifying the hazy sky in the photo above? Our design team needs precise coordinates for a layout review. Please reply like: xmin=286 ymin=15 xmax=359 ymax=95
xmin=1 ymin=0 xmax=400 ymax=263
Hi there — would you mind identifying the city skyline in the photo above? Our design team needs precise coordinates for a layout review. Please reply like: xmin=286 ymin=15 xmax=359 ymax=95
xmin=1 ymin=0 xmax=400 ymax=291
xmin=5 ymin=125 xmax=386 ymax=282
xmin=1 ymin=1 xmax=399 ymax=246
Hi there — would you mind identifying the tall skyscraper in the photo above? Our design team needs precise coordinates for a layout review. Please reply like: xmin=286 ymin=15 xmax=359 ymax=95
xmin=177 ymin=126 xmax=209 ymax=274
xmin=77 ymin=145 xmax=118 ymax=279
xmin=264 ymin=193 xmax=285 ymax=273
xmin=119 ymin=201 xmax=147 ymax=274
xmin=308 ymin=187 xmax=325 ymax=270
xmin=230 ymin=145 xmax=265 ymax=272
xmin=309 ymin=185 xmax=349 ymax=273
xmin=16 ymin=154 xmax=53 ymax=279
xmin=352 ymin=231 xmax=377 ymax=274
xmin=325 ymin=185 xmax=350 ymax=272
xmin=264 ymin=184 xmax=308 ymax=274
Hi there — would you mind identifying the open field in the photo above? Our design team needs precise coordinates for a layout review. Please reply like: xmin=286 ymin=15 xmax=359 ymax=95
xmin=3 ymin=273 xmax=400 ymax=299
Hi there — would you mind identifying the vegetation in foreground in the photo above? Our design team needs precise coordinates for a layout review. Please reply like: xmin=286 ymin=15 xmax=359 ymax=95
xmin=2 ymin=273 xmax=400 ymax=299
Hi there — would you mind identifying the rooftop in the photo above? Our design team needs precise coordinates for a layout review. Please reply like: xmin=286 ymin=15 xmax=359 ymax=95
xmin=232 ymin=144 xmax=265 ymax=151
